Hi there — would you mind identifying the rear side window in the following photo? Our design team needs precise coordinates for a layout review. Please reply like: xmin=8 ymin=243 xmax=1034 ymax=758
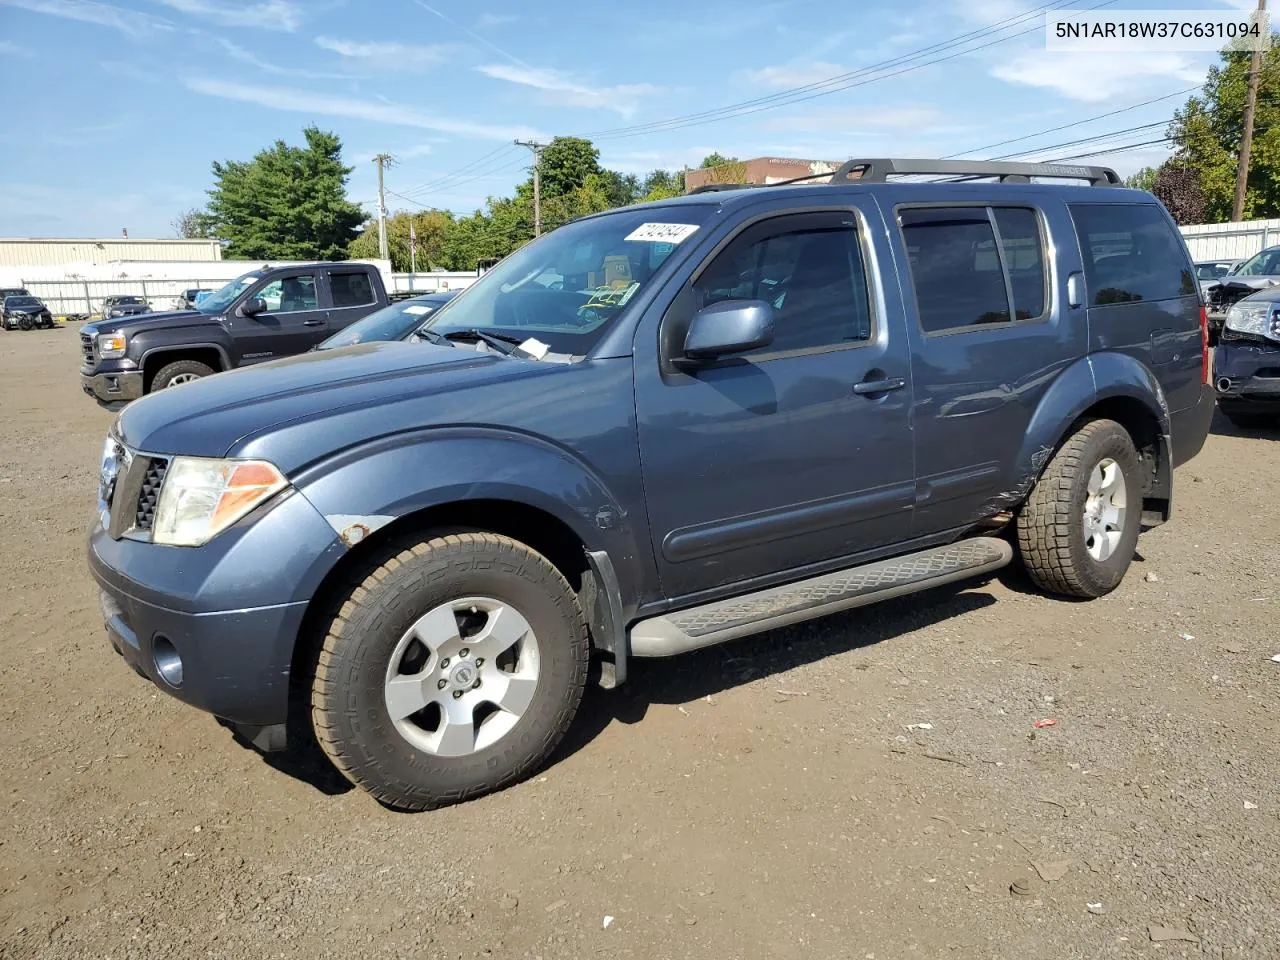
xmin=1069 ymin=203 xmax=1195 ymax=305
xmin=899 ymin=206 xmax=1047 ymax=333
xmin=329 ymin=271 xmax=376 ymax=308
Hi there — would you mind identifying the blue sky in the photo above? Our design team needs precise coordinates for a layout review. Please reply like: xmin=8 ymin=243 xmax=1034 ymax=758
xmin=0 ymin=0 xmax=1257 ymax=238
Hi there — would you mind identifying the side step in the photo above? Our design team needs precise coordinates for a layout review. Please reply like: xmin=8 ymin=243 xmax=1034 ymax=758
xmin=630 ymin=537 xmax=1012 ymax=657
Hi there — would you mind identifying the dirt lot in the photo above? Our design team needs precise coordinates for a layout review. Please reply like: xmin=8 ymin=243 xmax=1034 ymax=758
xmin=1 ymin=329 xmax=1278 ymax=960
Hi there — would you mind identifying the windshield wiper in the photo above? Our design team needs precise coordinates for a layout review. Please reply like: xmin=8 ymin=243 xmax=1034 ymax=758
xmin=438 ymin=328 xmax=528 ymax=356
xmin=413 ymin=326 xmax=451 ymax=346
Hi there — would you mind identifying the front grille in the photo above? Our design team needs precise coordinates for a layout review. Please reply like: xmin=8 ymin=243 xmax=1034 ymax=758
xmin=134 ymin=458 xmax=169 ymax=530
xmin=80 ymin=332 xmax=94 ymax=366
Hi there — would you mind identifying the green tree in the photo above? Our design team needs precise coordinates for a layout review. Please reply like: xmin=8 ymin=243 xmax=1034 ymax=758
xmin=1169 ymin=41 xmax=1280 ymax=220
xmin=205 ymin=126 xmax=366 ymax=260
xmin=1124 ymin=167 xmax=1159 ymax=191
xmin=349 ymin=209 xmax=455 ymax=272
xmin=537 ymin=136 xmax=605 ymax=198
xmin=1152 ymin=163 xmax=1207 ymax=225
xmin=172 ymin=207 xmax=216 ymax=239
xmin=699 ymin=153 xmax=738 ymax=168
xmin=639 ymin=169 xmax=685 ymax=201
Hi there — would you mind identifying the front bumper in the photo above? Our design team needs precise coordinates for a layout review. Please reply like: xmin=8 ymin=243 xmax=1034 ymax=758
xmin=1213 ymin=340 xmax=1280 ymax=410
xmin=3 ymin=312 xmax=53 ymax=328
xmin=88 ymin=486 xmax=347 ymax=739
xmin=81 ymin=370 xmax=144 ymax=407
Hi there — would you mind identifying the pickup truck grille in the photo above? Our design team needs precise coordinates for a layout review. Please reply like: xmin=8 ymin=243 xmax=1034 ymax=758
xmin=134 ymin=458 xmax=169 ymax=530
xmin=80 ymin=332 xmax=94 ymax=366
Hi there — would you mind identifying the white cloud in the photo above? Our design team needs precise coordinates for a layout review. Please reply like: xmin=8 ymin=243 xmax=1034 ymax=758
xmin=0 ymin=0 xmax=173 ymax=37
xmin=0 ymin=39 xmax=35 ymax=56
xmin=745 ymin=60 xmax=845 ymax=90
xmin=767 ymin=105 xmax=961 ymax=133
xmin=991 ymin=51 xmax=1204 ymax=102
xmin=184 ymin=77 xmax=545 ymax=140
xmin=315 ymin=36 xmax=456 ymax=68
xmin=477 ymin=63 xmax=659 ymax=117
xmin=477 ymin=12 xmax=516 ymax=27
xmin=353 ymin=142 xmax=440 ymax=164
xmin=150 ymin=0 xmax=301 ymax=31
xmin=210 ymin=36 xmax=351 ymax=78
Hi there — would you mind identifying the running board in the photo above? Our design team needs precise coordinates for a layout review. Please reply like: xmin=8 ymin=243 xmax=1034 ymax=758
xmin=630 ymin=537 xmax=1012 ymax=657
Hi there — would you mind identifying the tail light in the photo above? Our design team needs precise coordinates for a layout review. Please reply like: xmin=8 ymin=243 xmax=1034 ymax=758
xmin=1199 ymin=304 xmax=1210 ymax=385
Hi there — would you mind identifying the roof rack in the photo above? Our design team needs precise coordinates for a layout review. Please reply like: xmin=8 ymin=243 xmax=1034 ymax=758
xmin=829 ymin=158 xmax=1121 ymax=186
xmin=685 ymin=157 xmax=1121 ymax=194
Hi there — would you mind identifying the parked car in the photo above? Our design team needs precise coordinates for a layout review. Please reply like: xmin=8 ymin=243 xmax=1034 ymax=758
xmin=1203 ymin=246 xmax=1280 ymax=342
xmin=2 ymin=294 xmax=54 ymax=330
xmin=312 ymin=291 xmax=458 ymax=351
xmin=0 ymin=286 xmax=31 ymax=302
xmin=79 ymin=262 xmax=391 ymax=408
xmin=1194 ymin=258 xmax=1240 ymax=295
xmin=88 ymin=158 xmax=1214 ymax=811
xmin=1213 ymin=287 xmax=1280 ymax=427
xmin=174 ymin=288 xmax=215 ymax=311
xmin=101 ymin=295 xmax=151 ymax=320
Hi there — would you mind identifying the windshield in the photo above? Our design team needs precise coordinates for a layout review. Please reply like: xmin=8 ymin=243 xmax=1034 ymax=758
xmin=5 ymin=296 xmax=40 ymax=307
xmin=197 ymin=272 xmax=263 ymax=313
xmin=1233 ymin=249 xmax=1280 ymax=276
xmin=318 ymin=296 xmax=452 ymax=349
xmin=422 ymin=205 xmax=714 ymax=355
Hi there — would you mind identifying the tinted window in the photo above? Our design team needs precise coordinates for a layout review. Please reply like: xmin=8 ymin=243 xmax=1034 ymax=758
xmin=900 ymin=208 xmax=1011 ymax=333
xmin=694 ymin=220 xmax=872 ymax=355
xmin=257 ymin=274 xmax=317 ymax=313
xmin=1232 ymin=247 xmax=1280 ymax=276
xmin=330 ymin=271 xmax=375 ymax=308
xmin=994 ymin=207 xmax=1047 ymax=320
xmin=1070 ymin=203 xmax=1195 ymax=305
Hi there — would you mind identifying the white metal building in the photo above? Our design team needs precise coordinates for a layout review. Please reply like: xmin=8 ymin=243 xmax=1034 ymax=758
xmin=0 ymin=237 xmax=223 ymax=269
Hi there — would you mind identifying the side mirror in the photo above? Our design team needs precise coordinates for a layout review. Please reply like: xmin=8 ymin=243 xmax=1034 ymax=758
xmin=241 ymin=297 xmax=267 ymax=317
xmin=681 ymin=300 xmax=774 ymax=362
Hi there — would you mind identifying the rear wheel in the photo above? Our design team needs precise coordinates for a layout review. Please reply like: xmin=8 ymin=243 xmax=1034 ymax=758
xmin=1015 ymin=419 xmax=1143 ymax=599
xmin=151 ymin=359 xmax=215 ymax=391
xmin=311 ymin=532 xmax=589 ymax=810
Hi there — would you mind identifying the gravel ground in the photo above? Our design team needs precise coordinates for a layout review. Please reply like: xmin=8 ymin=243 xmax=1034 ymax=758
xmin=1 ymin=330 xmax=1278 ymax=960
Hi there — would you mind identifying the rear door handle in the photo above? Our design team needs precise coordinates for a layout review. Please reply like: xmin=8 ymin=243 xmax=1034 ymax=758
xmin=853 ymin=376 xmax=906 ymax=395
xmin=302 ymin=318 xmax=325 ymax=326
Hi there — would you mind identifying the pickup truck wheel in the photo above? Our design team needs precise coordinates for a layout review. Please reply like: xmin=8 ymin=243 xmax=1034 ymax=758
xmin=1015 ymin=418 xmax=1142 ymax=599
xmin=311 ymin=532 xmax=589 ymax=811
xmin=151 ymin=359 xmax=214 ymax=390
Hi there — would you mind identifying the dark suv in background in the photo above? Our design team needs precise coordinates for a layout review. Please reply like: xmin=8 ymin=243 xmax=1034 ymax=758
xmin=88 ymin=159 xmax=1214 ymax=812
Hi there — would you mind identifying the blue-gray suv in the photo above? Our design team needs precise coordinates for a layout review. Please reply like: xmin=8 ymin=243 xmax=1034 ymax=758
xmin=88 ymin=159 xmax=1216 ymax=810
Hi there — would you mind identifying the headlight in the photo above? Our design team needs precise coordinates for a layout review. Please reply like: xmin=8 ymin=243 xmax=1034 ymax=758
xmin=1224 ymin=301 xmax=1279 ymax=339
xmin=152 ymin=457 xmax=288 ymax=547
xmin=97 ymin=332 xmax=127 ymax=358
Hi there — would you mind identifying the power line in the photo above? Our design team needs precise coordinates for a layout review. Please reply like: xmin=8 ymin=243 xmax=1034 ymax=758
xmin=993 ymin=121 xmax=1170 ymax=160
xmin=582 ymin=0 xmax=1118 ymax=141
xmin=395 ymin=144 xmax=518 ymax=198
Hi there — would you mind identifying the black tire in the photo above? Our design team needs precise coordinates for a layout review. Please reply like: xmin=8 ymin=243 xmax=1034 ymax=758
xmin=151 ymin=359 xmax=215 ymax=391
xmin=17 ymin=315 xmax=32 ymax=331
xmin=311 ymin=532 xmax=589 ymax=811
xmin=1015 ymin=418 xmax=1143 ymax=599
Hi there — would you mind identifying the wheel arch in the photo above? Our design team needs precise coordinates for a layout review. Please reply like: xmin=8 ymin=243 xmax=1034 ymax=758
xmin=141 ymin=344 xmax=229 ymax=391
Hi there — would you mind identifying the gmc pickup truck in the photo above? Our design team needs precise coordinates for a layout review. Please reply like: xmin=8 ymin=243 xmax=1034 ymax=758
xmin=80 ymin=261 xmax=390 ymax=409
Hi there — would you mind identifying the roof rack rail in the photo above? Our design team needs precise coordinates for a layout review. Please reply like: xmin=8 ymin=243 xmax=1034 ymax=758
xmin=827 ymin=158 xmax=1121 ymax=186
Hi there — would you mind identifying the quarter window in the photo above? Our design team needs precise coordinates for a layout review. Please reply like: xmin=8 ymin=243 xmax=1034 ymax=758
xmin=693 ymin=218 xmax=872 ymax=356
xmin=1069 ymin=203 xmax=1195 ymax=305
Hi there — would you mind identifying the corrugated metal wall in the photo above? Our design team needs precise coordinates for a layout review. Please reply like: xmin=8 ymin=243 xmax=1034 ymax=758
xmin=1179 ymin=219 xmax=1280 ymax=262
xmin=0 ymin=238 xmax=223 ymax=268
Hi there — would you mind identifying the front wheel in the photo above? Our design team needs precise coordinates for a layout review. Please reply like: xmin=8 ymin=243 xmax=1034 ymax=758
xmin=151 ymin=359 xmax=214 ymax=391
xmin=17 ymin=315 xmax=32 ymax=331
xmin=1015 ymin=419 xmax=1143 ymax=599
xmin=311 ymin=532 xmax=589 ymax=810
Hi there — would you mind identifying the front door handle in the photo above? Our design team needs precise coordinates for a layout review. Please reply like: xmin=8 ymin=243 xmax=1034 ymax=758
xmin=853 ymin=376 xmax=906 ymax=395
xmin=302 ymin=318 xmax=325 ymax=326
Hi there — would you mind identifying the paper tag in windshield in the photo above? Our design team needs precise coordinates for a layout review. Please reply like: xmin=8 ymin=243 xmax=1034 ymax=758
xmin=403 ymin=305 xmax=431 ymax=315
xmin=519 ymin=337 xmax=550 ymax=360
xmin=618 ymin=282 xmax=640 ymax=305
xmin=625 ymin=222 xmax=699 ymax=244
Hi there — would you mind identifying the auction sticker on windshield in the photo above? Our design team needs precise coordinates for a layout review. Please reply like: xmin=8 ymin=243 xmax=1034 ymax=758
xmin=403 ymin=305 xmax=432 ymax=315
xmin=625 ymin=223 xmax=700 ymax=244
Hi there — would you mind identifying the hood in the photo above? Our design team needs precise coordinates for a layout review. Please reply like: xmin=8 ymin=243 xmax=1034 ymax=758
xmin=93 ymin=309 xmax=219 ymax=335
xmin=4 ymin=304 xmax=45 ymax=314
xmin=115 ymin=339 xmax=557 ymax=465
xmin=1215 ymin=276 xmax=1280 ymax=293
xmin=1234 ymin=285 xmax=1280 ymax=306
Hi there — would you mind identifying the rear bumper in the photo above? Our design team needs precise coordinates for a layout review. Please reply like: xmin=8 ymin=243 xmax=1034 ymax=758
xmin=1170 ymin=383 xmax=1216 ymax=468
xmin=1213 ymin=341 xmax=1280 ymax=405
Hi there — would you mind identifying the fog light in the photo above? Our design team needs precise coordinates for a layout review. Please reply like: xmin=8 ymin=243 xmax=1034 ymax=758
xmin=152 ymin=635 xmax=183 ymax=687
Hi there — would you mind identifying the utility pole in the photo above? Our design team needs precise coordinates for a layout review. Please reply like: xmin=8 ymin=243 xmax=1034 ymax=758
xmin=372 ymin=153 xmax=396 ymax=260
xmin=514 ymin=139 xmax=547 ymax=236
xmin=1233 ymin=0 xmax=1267 ymax=222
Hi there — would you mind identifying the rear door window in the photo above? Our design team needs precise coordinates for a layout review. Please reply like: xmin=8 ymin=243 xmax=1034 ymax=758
xmin=1069 ymin=203 xmax=1195 ymax=304
xmin=329 ymin=270 xmax=376 ymax=308
xmin=900 ymin=207 xmax=1015 ymax=333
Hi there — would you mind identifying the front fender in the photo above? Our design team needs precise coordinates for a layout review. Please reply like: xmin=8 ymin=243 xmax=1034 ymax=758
xmin=1013 ymin=351 xmax=1170 ymax=495
xmin=131 ymin=328 xmax=233 ymax=369
xmin=290 ymin=428 xmax=648 ymax=609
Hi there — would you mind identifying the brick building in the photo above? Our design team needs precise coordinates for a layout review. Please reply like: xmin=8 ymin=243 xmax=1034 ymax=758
xmin=684 ymin=157 xmax=843 ymax=192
